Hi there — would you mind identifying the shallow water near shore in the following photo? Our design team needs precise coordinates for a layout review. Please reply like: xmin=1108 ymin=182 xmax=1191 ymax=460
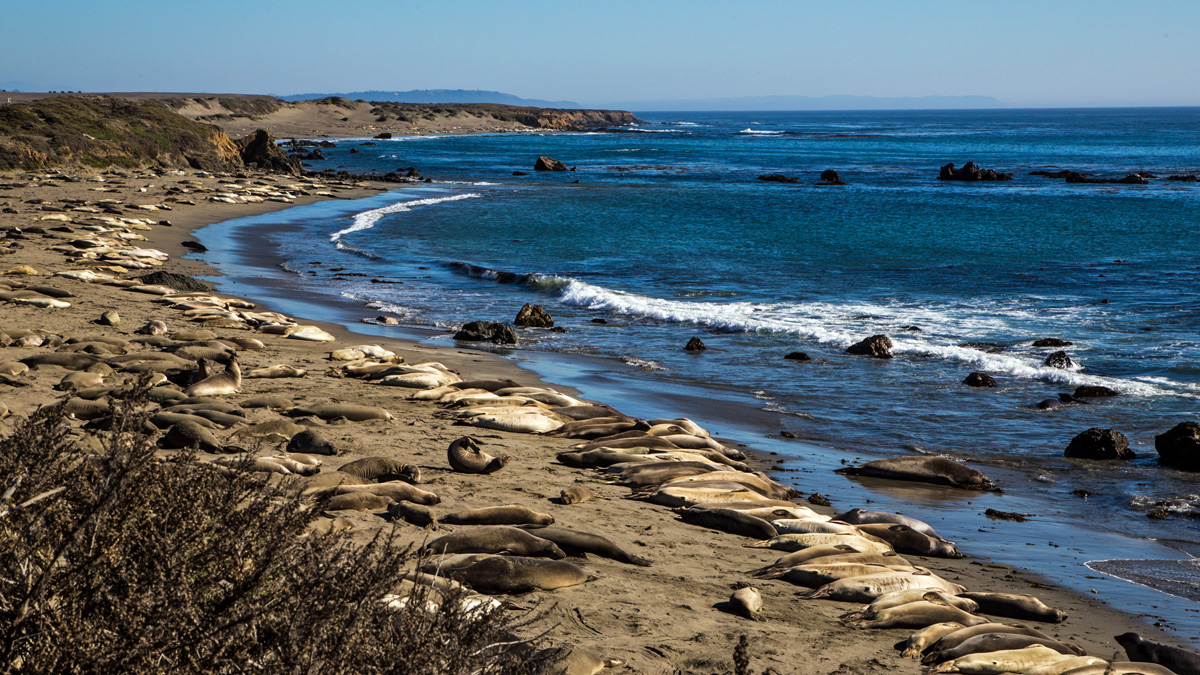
xmin=195 ymin=107 xmax=1200 ymax=640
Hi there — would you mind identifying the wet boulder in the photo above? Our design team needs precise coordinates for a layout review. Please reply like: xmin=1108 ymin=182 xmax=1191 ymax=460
xmin=1032 ymin=337 xmax=1073 ymax=347
xmin=963 ymin=372 xmax=997 ymax=387
xmin=684 ymin=337 xmax=707 ymax=352
xmin=453 ymin=321 xmax=518 ymax=345
xmin=535 ymin=156 xmax=569 ymax=172
xmin=1064 ymin=427 xmax=1134 ymax=460
xmin=1155 ymin=422 xmax=1200 ymax=471
xmin=1073 ymin=385 xmax=1118 ymax=398
xmin=817 ymin=169 xmax=846 ymax=185
xmin=515 ymin=303 xmax=554 ymax=328
xmin=939 ymin=162 xmax=1013 ymax=182
xmin=784 ymin=351 xmax=810 ymax=361
xmin=1044 ymin=351 xmax=1077 ymax=369
xmin=846 ymin=334 xmax=893 ymax=359
xmin=758 ymin=174 xmax=800 ymax=184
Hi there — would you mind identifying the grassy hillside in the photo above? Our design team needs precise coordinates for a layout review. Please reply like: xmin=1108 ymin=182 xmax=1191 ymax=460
xmin=0 ymin=96 xmax=242 ymax=172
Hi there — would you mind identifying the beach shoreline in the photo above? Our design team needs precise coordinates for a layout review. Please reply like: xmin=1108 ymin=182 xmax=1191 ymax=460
xmin=0 ymin=163 xmax=1191 ymax=673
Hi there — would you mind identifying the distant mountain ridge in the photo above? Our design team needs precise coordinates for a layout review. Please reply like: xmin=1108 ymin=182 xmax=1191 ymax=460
xmin=601 ymin=94 xmax=1003 ymax=111
xmin=279 ymin=89 xmax=581 ymax=108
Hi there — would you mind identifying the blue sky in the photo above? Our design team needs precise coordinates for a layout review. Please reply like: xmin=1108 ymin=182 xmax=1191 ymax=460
xmin=4 ymin=0 xmax=1198 ymax=108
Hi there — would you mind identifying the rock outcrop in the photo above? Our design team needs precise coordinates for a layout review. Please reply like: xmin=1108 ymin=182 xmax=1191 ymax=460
xmin=515 ymin=303 xmax=554 ymax=328
xmin=684 ymin=337 xmax=707 ymax=352
xmin=236 ymin=130 xmax=301 ymax=175
xmin=1073 ymin=385 xmax=1118 ymax=398
xmin=1032 ymin=337 xmax=1073 ymax=347
xmin=963 ymin=372 xmax=997 ymax=388
xmin=1155 ymin=422 xmax=1200 ymax=471
xmin=817 ymin=169 xmax=846 ymax=185
xmin=1064 ymin=428 xmax=1134 ymax=460
xmin=453 ymin=321 xmax=518 ymax=345
xmin=784 ymin=352 xmax=810 ymax=361
xmin=846 ymin=335 xmax=893 ymax=359
xmin=939 ymin=162 xmax=1013 ymax=182
xmin=758 ymin=174 xmax=799 ymax=184
xmin=535 ymin=156 xmax=569 ymax=172
xmin=1044 ymin=351 xmax=1076 ymax=369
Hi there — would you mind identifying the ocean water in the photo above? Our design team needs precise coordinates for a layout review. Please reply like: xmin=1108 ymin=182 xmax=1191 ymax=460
xmin=196 ymin=108 xmax=1200 ymax=637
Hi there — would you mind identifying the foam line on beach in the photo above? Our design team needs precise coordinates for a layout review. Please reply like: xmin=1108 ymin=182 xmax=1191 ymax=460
xmin=330 ymin=193 xmax=481 ymax=243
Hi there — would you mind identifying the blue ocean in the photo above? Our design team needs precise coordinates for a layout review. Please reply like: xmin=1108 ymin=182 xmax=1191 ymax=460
xmin=197 ymin=108 xmax=1200 ymax=638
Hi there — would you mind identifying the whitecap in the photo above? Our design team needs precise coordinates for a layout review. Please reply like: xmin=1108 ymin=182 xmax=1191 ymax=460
xmin=330 ymin=193 xmax=481 ymax=242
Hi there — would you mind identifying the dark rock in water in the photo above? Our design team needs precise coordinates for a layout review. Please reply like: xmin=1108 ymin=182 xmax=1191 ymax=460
xmin=817 ymin=169 xmax=846 ymax=185
xmin=985 ymin=508 xmax=1032 ymax=522
xmin=960 ymin=341 xmax=1004 ymax=353
xmin=590 ymin=318 xmax=608 ymax=324
xmin=757 ymin=173 xmax=800 ymax=184
xmin=236 ymin=130 xmax=301 ymax=175
xmin=939 ymin=162 xmax=1013 ymax=182
xmin=963 ymin=372 xmax=997 ymax=388
xmin=807 ymin=493 xmax=831 ymax=507
xmin=349 ymin=148 xmax=359 ymax=154
xmin=1067 ymin=172 xmax=1149 ymax=185
xmin=1072 ymin=489 xmax=1092 ymax=498
xmin=684 ymin=337 xmax=707 ymax=352
xmin=514 ymin=303 xmax=554 ymax=328
xmin=1155 ymin=422 xmax=1200 ymax=471
xmin=1037 ymin=399 xmax=1064 ymax=410
xmin=374 ymin=132 xmax=393 ymax=139
xmin=1167 ymin=174 xmax=1199 ymax=182
xmin=780 ymin=431 xmax=797 ymax=439
xmin=535 ymin=156 xmax=569 ymax=172
xmin=181 ymin=240 xmax=207 ymax=252
xmin=550 ymin=326 xmax=566 ymax=333
xmin=453 ymin=321 xmax=518 ymax=345
xmin=846 ymin=334 xmax=893 ymax=359
xmin=784 ymin=351 xmax=811 ymax=361
xmin=1031 ymin=169 xmax=1084 ymax=180
xmin=1033 ymin=337 xmax=1073 ymax=347
xmin=512 ymin=170 xmax=528 ymax=176
xmin=900 ymin=325 xmax=921 ymax=332
xmin=1074 ymin=385 xmax=1118 ymax=398
xmin=1064 ymin=427 xmax=1134 ymax=460
xmin=1044 ymin=350 xmax=1076 ymax=369
xmin=137 ymin=271 xmax=209 ymax=292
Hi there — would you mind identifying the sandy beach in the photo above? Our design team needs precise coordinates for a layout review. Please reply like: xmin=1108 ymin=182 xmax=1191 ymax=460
xmin=0 ymin=162 xmax=1189 ymax=674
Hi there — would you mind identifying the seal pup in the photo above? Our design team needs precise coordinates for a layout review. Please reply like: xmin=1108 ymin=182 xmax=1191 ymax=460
xmin=1115 ymin=632 xmax=1200 ymax=675
xmin=286 ymin=428 xmax=340 ymax=456
xmin=957 ymin=591 xmax=1067 ymax=623
xmin=728 ymin=586 xmax=763 ymax=620
xmin=447 ymin=436 xmax=509 ymax=474
xmin=559 ymin=484 xmax=598 ymax=504
xmin=183 ymin=356 xmax=241 ymax=397
xmin=421 ymin=526 xmax=566 ymax=558
xmin=836 ymin=456 xmax=997 ymax=491
xmin=541 ymin=647 xmax=625 ymax=675
xmin=441 ymin=505 xmax=554 ymax=526
xmin=387 ymin=501 xmax=439 ymax=529
xmin=445 ymin=556 xmax=598 ymax=594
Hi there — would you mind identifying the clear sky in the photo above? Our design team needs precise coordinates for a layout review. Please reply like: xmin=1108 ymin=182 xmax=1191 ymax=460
xmin=4 ymin=0 xmax=1198 ymax=108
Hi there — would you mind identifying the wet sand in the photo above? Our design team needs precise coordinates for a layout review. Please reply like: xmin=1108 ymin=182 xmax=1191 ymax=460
xmin=0 ymin=165 xmax=1187 ymax=674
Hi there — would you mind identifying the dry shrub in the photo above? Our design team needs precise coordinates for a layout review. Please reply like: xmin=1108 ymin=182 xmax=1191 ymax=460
xmin=0 ymin=393 xmax=549 ymax=674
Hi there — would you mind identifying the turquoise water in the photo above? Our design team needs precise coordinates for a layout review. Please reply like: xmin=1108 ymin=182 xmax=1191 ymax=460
xmin=196 ymin=108 xmax=1200 ymax=637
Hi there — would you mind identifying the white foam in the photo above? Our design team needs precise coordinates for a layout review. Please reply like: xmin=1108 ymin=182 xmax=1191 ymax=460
xmin=739 ymin=128 xmax=784 ymax=135
xmin=331 ymin=193 xmax=481 ymax=242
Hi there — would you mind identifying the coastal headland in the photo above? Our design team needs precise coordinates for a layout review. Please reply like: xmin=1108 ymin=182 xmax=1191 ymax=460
xmin=0 ymin=94 xmax=1190 ymax=674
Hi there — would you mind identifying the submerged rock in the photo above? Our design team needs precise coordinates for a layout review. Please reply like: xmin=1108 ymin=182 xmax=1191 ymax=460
xmin=1155 ymin=422 xmax=1200 ymax=471
xmin=514 ymin=303 xmax=554 ymax=328
xmin=817 ymin=169 xmax=846 ymax=185
xmin=535 ymin=156 xmax=569 ymax=172
xmin=453 ymin=321 xmax=518 ymax=345
xmin=963 ymin=372 xmax=997 ymax=388
xmin=846 ymin=334 xmax=893 ymax=359
xmin=1032 ymin=337 xmax=1073 ymax=347
xmin=784 ymin=351 xmax=811 ymax=361
xmin=684 ymin=337 xmax=707 ymax=352
xmin=939 ymin=162 xmax=1013 ymax=182
xmin=757 ymin=174 xmax=800 ymax=184
xmin=1064 ymin=428 xmax=1134 ymax=460
xmin=1074 ymin=385 xmax=1118 ymax=398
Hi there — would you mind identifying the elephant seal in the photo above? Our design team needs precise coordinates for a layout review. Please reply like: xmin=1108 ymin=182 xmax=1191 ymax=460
xmin=836 ymin=456 xmax=997 ymax=491
xmin=752 ymin=548 xmax=906 ymax=579
xmin=446 ymin=556 xmax=597 ymax=594
xmin=746 ymin=533 xmax=894 ymax=554
xmin=927 ymin=623 xmax=1056 ymax=655
xmin=325 ymin=492 xmax=393 ymax=511
xmin=516 ymin=525 xmax=651 ymax=566
xmin=559 ymin=484 xmax=597 ymax=504
xmin=1058 ymin=663 xmax=1186 ymax=675
xmin=899 ymin=622 xmax=965 ymax=660
xmin=843 ymin=599 xmax=989 ymax=630
xmin=289 ymin=402 xmax=393 ymax=421
xmin=548 ymin=404 xmax=626 ymax=421
xmin=1020 ymin=656 xmax=1108 ymax=675
xmin=242 ymin=394 xmax=293 ymax=410
xmin=150 ymin=412 xmax=220 ymax=430
xmin=541 ymin=646 xmax=624 ymax=675
xmin=861 ymin=587 xmax=979 ymax=614
xmin=338 ymin=457 xmax=421 ymax=484
xmin=442 ymin=505 xmax=554 ymax=526
xmin=447 ymin=436 xmax=509 ymax=474
xmin=647 ymin=483 xmax=777 ymax=507
xmin=21 ymin=353 xmax=103 ymax=371
xmin=677 ymin=506 xmax=778 ymax=539
xmin=854 ymin=523 xmax=963 ymax=558
xmin=802 ymin=570 xmax=964 ymax=603
xmin=931 ymin=645 xmax=1069 ymax=674
xmin=246 ymin=364 xmax=307 ymax=378
xmin=57 ymin=370 xmax=105 ymax=391
xmin=137 ymin=319 xmax=169 ymax=335
xmin=925 ymin=634 xmax=1083 ymax=666
xmin=782 ymin=562 xmax=916 ymax=588
xmin=160 ymin=419 xmax=223 ymax=452
xmin=387 ymin=501 xmax=438 ymax=529
xmin=183 ymin=356 xmax=241 ymax=397
xmin=663 ymin=471 xmax=798 ymax=500
xmin=957 ymin=592 xmax=1067 ymax=623
xmin=606 ymin=462 xmax=721 ymax=486
xmin=729 ymin=586 xmax=763 ymax=620
xmin=421 ymin=526 xmax=566 ymax=559
xmin=772 ymin=519 xmax=861 ymax=536
xmin=333 ymin=482 xmax=439 ymax=505
xmin=1115 ymin=632 xmax=1200 ymax=675
xmin=833 ymin=508 xmax=947 ymax=540
xmin=574 ymin=436 xmax=680 ymax=452
xmin=286 ymin=428 xmax=340 ymax=456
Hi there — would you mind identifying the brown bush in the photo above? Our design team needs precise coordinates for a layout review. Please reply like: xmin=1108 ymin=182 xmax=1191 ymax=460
xmin=0 ymin=393 xmax=549 ymax=674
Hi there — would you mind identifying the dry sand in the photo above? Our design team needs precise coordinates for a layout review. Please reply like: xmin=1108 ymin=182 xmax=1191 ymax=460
xmin=0 ymin=166 xmax=1185 ymax=674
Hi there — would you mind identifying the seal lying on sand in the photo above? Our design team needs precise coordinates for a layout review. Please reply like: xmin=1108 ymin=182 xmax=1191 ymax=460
xmin=843 ymin=599 xmax=988 ymax=630
xmin=445 ymin=556 xmax=597 ymax=594
xmin=559 ymin=484 xmax=598 ymax=504
xmin=854 ymin=523 xmax=963 ymax=558
xmin=923 ymin=633 xmax=1083 ymax=666
xmin=898 ymin=622 xmax=965 ymax=660
xmin=1115 ymin=632 xmax=1200 ymax=675
xmin=289 ymin=402 xmax=393 ymax=421
xmin=835 ymin=456 xmax=997 ymax=491
xmin=957 ymin=591 xmax=1067 ymax=623
xmin=931 ymin=645 xmax=1069 ymax=674
xmin=422 ymin=526 xmax=566 ymax=558
xmin=338 ymin=456 xmax=422 ymax=484
xmin=442 ymin=505 xmax=553 ymax=526
xmin=833 ymin=507 xmax=947 ymax=540
xmin=516 ymin=525 xmax=651 ymax=566
xmin=447 ymin=436 xmax=509 ymax=474
xmin=728 ymin=586 xmax=762 ymax=620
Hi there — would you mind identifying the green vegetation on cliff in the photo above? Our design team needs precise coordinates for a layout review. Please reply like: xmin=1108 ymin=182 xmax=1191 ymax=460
xmin=0 ymin=96 xmax=241 ymax=172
